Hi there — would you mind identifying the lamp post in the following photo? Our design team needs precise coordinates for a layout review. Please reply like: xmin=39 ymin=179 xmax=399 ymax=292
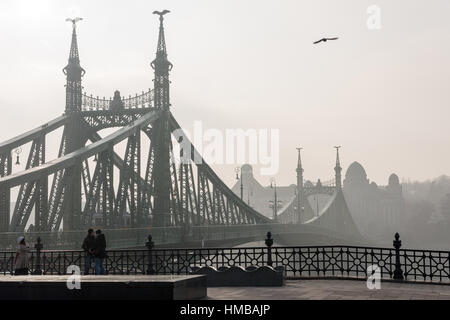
xmin=235 ymin=167 xmax=243 ymax=200
xmin=314 ymin=195 xmax=319 ymax=217
xmin=13 ymin=147 xmax=22 ymax=166
xmin=294 ymin=188 xmax=304 ymax=224
xmin=269 ymin=178 xmax=282 ymax=222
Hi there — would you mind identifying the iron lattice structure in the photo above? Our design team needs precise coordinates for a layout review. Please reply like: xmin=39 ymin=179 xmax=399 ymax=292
xmin=0 ymin=13 xmax=271 ymax=234
xmin=0 ymin=13 xmax=362 ymax=249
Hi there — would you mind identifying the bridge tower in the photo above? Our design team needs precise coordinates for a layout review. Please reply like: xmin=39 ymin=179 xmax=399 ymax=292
xmin=334 ymin=146 xmax=342 ymax=189
xmin=62 ymin=18 xmax=87 ymax=230
xmin=296 ymin=148 xmax=304 ymax=192
xmin=151 ymin=11 xmax=173 ymax=228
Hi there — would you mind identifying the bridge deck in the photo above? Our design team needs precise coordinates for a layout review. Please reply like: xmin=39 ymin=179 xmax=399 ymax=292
xmin=207 ymin=279 xmax=450 ymax=300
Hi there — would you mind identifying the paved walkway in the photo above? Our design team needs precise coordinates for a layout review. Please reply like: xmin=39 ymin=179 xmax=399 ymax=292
xmin=207 ymin=280 xmax=450 ymax=300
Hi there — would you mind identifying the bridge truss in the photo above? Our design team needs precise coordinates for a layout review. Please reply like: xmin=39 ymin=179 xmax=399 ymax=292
xmin=0 ymin=12 xmax=362 ymax=249
xmin=0 ymin=13 xmax=270 ymax=235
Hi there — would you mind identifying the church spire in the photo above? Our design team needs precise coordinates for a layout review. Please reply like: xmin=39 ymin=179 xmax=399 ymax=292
xmin=334 ymin=146 xmax=342 ymax=189
xmin=151 ymin=10 xmax=173 ymax=110
xmin=63 ymin=18 xmax=85 ymax=113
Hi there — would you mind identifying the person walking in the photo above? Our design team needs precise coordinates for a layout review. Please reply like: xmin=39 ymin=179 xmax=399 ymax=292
xmin=81 ymin=229 xmax=96 ymax=275
xmin=14 ymin=236 xmax=30 ymax=276
xmin=94 ymin=229 xmax=106 ymax=275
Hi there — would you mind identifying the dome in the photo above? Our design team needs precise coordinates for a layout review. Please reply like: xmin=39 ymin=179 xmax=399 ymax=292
xmin=370 ymin=181 xmax=379 ymax=190
xmin=241 ymin=164 xmax=253 ymax=175
xmin=388 ymin=174 xmax=400 ymax=186
xmin=345 ymin=162 xmax=367 ymax=182
xmin=304 ymin=180 xmax=314 ymax=188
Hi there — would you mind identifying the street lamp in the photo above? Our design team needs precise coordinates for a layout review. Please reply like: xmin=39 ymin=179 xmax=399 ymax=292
xmin=294 ymin=188 xmax=304 ymax=224
xmin=314 ymin=195 xmax=319 ymax=217
xmin=235 ymin=167 xmax=243 ymax=200
xmin=13 ymin=147 xmax=22 ymax=166
xmin=269 ymin=178 xmax=282 ymax=222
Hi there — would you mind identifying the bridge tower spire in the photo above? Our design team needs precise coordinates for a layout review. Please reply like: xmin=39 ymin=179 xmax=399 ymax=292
xmin=296 ymin=148 xmax=304 ymax=191
xmin=334 ymin=146 xmax=342 ymax=190
xmin=61 ymin=18 xmax=87 ymax=230
xmin=151 ymin=10 xmax=173 ymax=110
xmin=151 ymin=10 xmax=173 ymax=228
xmin=63 ymin=18 xmax=85 ymax=114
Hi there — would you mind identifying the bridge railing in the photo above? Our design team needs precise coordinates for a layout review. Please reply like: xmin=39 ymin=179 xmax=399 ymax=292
xmin=0 ymin=227 xmax=185 ymax=251
xmin=0 ymin=223 xmax=296 ymax=250
xmin=1 ymin=233 xmax=449 ymax=283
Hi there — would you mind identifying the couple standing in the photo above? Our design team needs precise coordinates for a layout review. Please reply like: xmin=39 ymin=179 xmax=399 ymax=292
xmin=82 ymin=229 xmax=107 ymax=275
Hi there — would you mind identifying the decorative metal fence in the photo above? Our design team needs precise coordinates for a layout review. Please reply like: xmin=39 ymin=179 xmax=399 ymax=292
xmin=1 ymin=233 xmax=449 ymax=283
xmin=81 ymin=90 xmax=154 ymax=111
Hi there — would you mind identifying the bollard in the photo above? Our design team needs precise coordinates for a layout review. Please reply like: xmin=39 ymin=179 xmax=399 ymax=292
xmin=33 ymin=237 xmax=43 ymax=275
xmin=393 ymin=233 xmax=404 ymax=280
xmin=265 ymin=232 xmax=274 ymax=267
xmin=146 ymin=235 xmax=155 ymax=275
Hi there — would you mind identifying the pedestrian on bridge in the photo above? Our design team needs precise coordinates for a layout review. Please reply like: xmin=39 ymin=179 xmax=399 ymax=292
xmin=82 ymin=229 xmax=96 ymax=275
xmin=14 ymin=236 xmax=30 ymax=276
xmin=94 ymin=230 xmax=107 ymax=275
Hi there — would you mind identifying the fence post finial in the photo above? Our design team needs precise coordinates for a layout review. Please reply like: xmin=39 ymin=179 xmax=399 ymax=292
xmin=265 ymin=232 xmax=273 ymax=267
xmin=393 ymin=233 xmax=404 ymax=280
xmin=146 ymin=235 xmax=155 ymax=275
xmin=33 ymin=237 xmax=43 ymax=275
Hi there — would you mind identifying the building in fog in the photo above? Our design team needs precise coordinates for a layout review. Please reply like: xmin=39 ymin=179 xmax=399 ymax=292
xmin=231 ymin=164 xmax=296 ymax=219
xmin=343 ymin=162 xmax=405 ymax=240
xmin=232 ymin=160 xmax=405 ymax=242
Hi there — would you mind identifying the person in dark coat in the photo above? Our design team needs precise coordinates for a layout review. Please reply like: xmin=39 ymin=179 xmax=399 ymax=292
xmin=81 ymin=229 xmax=96 ymax=275
xmin=14 ymin=236 xmax=30 ymax=276
xmin=94 ymin=229 xmax=106 ymax=275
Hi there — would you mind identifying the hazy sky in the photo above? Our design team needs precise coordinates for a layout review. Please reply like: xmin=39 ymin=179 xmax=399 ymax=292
xmin=1 ymin=0 xmax=450 ymax=189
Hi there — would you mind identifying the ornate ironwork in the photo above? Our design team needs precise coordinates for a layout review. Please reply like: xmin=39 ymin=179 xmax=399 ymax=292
xmin=81 ymin=90 xmax=154 ymax=111
xmin=0 ymin=234 xmax=448 ymax=283
xmin=0 ymin=10 xmax=364 ymax=249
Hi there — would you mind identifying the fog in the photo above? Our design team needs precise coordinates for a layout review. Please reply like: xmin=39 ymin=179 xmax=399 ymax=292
xmin=1 ymin=1 xmax=450 ymax=249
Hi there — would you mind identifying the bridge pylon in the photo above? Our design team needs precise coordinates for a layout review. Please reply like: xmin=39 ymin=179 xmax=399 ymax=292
xmin=0 ymin=11 xmax=271 ymax=244
xmin=61 ymin=18 xmax=87 ymax=231
xmin=334 ymin=146 xmax=342 ymax=190
xmin=151 ymin=11 xmax=173 ymax=228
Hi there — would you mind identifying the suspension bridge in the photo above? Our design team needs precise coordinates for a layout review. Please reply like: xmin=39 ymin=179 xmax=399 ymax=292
xmin=0 ymin=13 xmax=364 ymax=249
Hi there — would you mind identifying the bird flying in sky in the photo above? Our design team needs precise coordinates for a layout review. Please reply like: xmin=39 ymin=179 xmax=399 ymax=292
xmin=313 ymin=37 xmax=339 ymax=44
xmin=153 ymin=10 xmax=171 ymax=16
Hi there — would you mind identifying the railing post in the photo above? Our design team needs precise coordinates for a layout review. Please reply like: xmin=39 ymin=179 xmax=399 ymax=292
xmin=146 ymin=235 xmax=155 ymax=275
xmin=265 ymin=232 xmax=273 ymax=267
xmin=393 ymin=233 xmax=404 ymax=281
xmin=33 ymin=237 xmax=43 ymax=275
